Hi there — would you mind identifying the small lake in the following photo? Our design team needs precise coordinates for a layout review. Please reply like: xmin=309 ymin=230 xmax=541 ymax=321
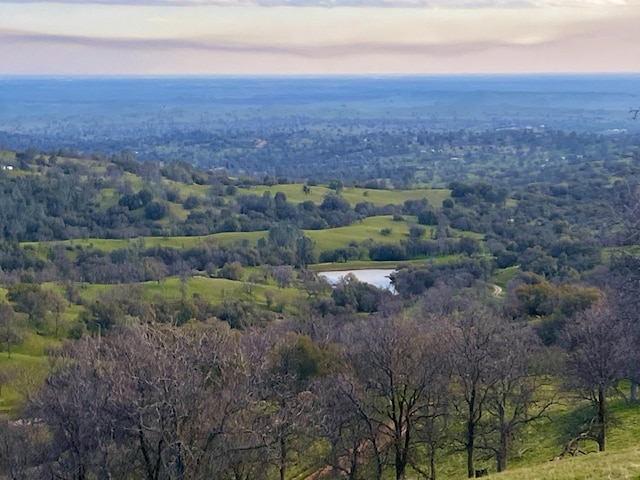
xmin=318 ymin=269 xmax=396 ymax=291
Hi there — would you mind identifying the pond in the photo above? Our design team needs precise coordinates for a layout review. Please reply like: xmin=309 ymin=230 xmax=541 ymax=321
xmin=318 ymin=269 xmax=396 ymax=291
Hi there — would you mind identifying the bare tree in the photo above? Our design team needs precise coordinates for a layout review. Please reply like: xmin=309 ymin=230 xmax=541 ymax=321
xmin=340 ymin=315 xmax=451 ymax=480
xmin=560 ymin=301 xmax=632 ymax=452
xmin=0 ymin=303 xmax=23 ymax=358
xmin=314 ymin=377 xmax=375 ymax=480
xmin=261 ymin=332 xmax=323 ymax=480
xmin=28 ymin=321 xmax=252 ymax=480
xmin=445 ymin=304 xmax=505 ymax=478
xmin=28 ymin=336 xmax=125 ymax=479
xmin=479 ymin=322 xmax=554 ymax=472
xmin=0 ymin=415 xmax=50 ymax=480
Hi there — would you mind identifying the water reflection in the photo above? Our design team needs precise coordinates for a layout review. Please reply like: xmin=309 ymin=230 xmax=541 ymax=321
xmin=318 ymin=269 xmax=396 ymax=291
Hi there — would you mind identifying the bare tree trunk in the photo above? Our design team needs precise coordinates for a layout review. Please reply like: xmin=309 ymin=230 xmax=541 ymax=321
xmin=430 ymin=450 xmax=437 ymax=480
xmin=597 ymin=386 xmax=606 ymax=452
xmin=466 ymin=387 xmax=476 ymax=478
xmin=497 ymin=440 xmax=508 ymax=473
xmin=279 ymin=436 xmax=286 ymax=480
xmin=497 ymin=403 xmax=507 ymax=473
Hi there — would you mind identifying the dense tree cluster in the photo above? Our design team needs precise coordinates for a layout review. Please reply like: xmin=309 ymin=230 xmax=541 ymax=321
xmin=0 ymin=292 xmax=552 ymax=479
xmin=1 ymin=277 xmax=633 ymax=480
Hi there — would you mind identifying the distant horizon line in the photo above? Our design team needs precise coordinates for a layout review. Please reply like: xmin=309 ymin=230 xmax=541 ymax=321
xmin=2 ymin=72 xmax=640 ymax=80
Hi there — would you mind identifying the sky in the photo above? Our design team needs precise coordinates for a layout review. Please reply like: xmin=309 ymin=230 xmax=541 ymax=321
xmin=0 ymin=0 xmax=639 ymax=75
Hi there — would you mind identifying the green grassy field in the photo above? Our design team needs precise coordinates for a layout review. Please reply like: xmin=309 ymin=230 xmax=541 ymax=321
xmin=76 ymin=275 xmax=304 ymax=311
xmin=23 ymin=215 xmax=419 ymax=253
xmin=24 ymin=215 xmax=483 ymax=262
xmin=247 ymin=184 xmax=450 ymax=207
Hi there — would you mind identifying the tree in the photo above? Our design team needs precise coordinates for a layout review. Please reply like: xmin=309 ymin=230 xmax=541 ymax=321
xmin=342 ymin=315 xmax=450 ymax=480
xmin=261 ymin=333 xmax=325 ymax=480
xmin=7 ymin=284 xmax=50 ymax=328
xmin=0 ymin=414 xmax=50 ymax=480
xmin=0 ymin=303 xmax=23 ymax=358
xmin=144 ymin=200 xmax=168 ymax=220
xmin=30 ymin=322 xmax=251 ymax=479
xmin=295 ymin=235 xmax=316 ymax=267
xmin=220 ymin=261 xmax=244 ymax=281
xmin=445 ymin=305 xmax=505 ymax=478
xmin=560 ymin=301 xmax=631 ymax=452
xmin=272 ymin=265 xmax=294 ymax=289
xmin=314 ymin=377 xmax=372 ymax=480
xmin=47 ymin=291 xmax=67 ymax=336
xmin=479 ymin=323 xmax=553 ymax=472
xmin=0 ymin=364 xmax=17 ymax=397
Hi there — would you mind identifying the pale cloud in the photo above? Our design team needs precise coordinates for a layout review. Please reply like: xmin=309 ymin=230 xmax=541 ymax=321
xmin=0 ymin=0 xmax=635 ymax=6
xmin=0 ymin=0 xmax=638 ymax=74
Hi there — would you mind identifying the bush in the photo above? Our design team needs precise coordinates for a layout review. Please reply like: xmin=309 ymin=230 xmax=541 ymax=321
xmin=219 ymin=261 xmax=244 ymax=281
xmin=369 ymin=243 xmax=407 ymax=261
xmin=409 ymin=225 xmax=426 ymax=238
xmin=144 ymin=201 xmax=168 ymax=221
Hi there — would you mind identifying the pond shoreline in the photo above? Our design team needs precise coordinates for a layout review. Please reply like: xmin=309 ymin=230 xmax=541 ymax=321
xmin=318 ymin=268 xmax=396 ymax=291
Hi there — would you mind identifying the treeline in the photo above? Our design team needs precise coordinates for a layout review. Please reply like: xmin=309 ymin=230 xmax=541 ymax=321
xmin=1 ymin=275 xmax=636 ymax=480
xmin=3 ymin=122 xmax=637 ymax=185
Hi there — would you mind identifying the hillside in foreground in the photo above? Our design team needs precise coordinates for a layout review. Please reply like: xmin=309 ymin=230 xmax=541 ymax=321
xmin=0 ymin=143 xmax=640 ymax=479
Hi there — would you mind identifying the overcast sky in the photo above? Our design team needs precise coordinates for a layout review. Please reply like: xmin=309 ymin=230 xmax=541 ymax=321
xmin=0 ymin=0 xmax=638 ymax=75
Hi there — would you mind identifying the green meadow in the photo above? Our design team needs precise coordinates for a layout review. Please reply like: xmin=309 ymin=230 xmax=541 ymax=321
xmin=247 ymin=184 xmax=450 ymax=207
xmin=76 ymin=276 xmax=304 ymax=311
xmin=25 ymin=215 xmax=483 ymax=261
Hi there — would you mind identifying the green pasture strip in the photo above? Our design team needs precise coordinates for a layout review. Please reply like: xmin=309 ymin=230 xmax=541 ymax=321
xmin=144 ymin=276 xmax=248 ymax=302
xmin=22 ymin=217 xmax=482 ymax=266
xmin=152 ymin=276 xmax=304 ymax=310
xmin=244 ymin=184 xmax=329 ymax=204
xmin=308 ymin=258 xmax=426 ymax=272
xmin=491 ymin=266 xmax=520 ymax=288
xmin=166 ymin=203 xmax=189 ymax=222
xmin=22 ymin=213 xmax=480 ymax=266
xmin=162 ymin=179 xmax=210 ymax=200
xmin=40 ymin=282 xmax=66 ymax=298
xmin=77 ymin=277 xmax=303 ymax=310
xmin=0 ymin=353 xmax=48 ymax=414
xmin=306 ymin=215 xmax=417 ymax=251
xmin=214 ymin=231 xmax=266 ymax=247
xmin=95 ymin=187 xmax=119 ymax=207
xmin=122 ymin=172 xmax=145 ymax=191
xmin=12 ymin=332 xmax=60 ymax=358
xmin=24 ymin=235 xmax=221 ymax=252
xmin=247 ymin=184 xmax=451 ymax=207
xmin=76 ymin=283 xmax=115 ymax=302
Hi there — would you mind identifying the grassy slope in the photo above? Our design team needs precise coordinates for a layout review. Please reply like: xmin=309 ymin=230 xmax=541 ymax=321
xmin=25 ymin=215 xmax=482 ymax=260
xmin=246 ymin=184 xmax=450 ymax=207
xmin=76 ymin=276 xmax=304 ymax=311
xmin=10 ymin=152 xmax=640 ymax=477
xmin=485 ymin=447 xmax=640 ymax=480
xmin=0 ymin=333 xmax=55 ymax=414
